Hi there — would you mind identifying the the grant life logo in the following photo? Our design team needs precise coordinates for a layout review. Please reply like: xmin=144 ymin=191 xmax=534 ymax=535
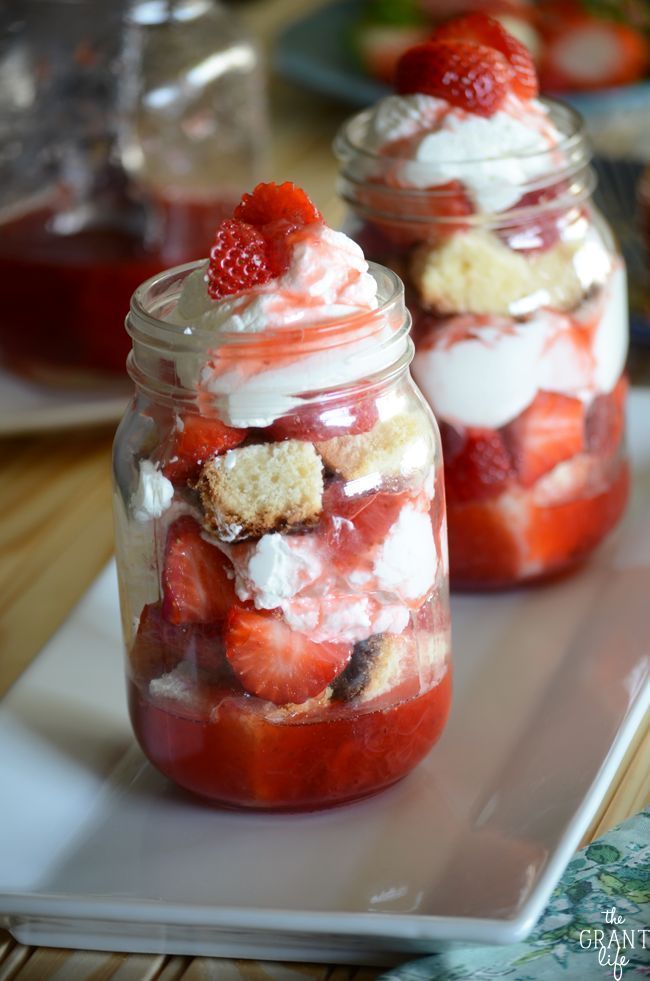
xmin=579 ymin=905 xmax=649 ymax=979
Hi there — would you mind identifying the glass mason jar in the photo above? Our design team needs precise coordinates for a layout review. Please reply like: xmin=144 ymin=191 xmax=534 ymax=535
xmin=335 ymin=100 xmax=630 ymax=589
xmin=0 ymin=0 xmax=265 ymax=383
xmin=113 ymin=261 xmax=451 ymax=810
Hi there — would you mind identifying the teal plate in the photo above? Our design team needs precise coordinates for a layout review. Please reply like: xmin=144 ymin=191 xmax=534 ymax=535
xmin=275 ymin=0 xmax=650 ymax=116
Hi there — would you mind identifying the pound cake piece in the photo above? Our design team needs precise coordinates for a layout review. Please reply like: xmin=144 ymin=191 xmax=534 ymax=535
xmin=410 ymin=229 xmax=583 ymax=316
xmin=330 ymin=630 xmax=444 ymax=704
xmin=197 ymin=440 xmax=324 ymax=541
xmin=316 ymin=411 xmax=432 ymax=481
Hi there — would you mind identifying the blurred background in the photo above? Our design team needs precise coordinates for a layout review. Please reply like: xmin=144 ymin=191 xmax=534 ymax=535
xmin=0 ymin=0 xmax=648 ymax=415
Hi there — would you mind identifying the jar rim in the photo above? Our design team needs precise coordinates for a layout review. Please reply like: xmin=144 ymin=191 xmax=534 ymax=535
xmin=334 ymin=98 xmax=595 ymax=225
xmin=125 ymin=258 xmax=414 ymax=409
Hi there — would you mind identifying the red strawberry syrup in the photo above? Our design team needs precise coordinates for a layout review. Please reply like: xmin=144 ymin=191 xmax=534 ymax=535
xmin=128 ymin=668 xmax=451 ymax=810
xmin=0 ymin=198 xmax=234 ymax=381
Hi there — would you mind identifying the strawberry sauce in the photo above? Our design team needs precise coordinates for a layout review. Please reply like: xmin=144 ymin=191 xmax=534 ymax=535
xmin=128 ymin=670 xmax=451 ymax=810
xmin=447 ymin=456 xmax=630 ymax=589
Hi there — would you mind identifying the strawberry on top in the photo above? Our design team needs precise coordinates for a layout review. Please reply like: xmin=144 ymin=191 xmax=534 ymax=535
xmin=394 ymin=13 xmax=540 ymax=116
xmin=432 ymin=11 xmax=539 ymax=98
xmin=206 ymin=182 xmax=323 ymax=300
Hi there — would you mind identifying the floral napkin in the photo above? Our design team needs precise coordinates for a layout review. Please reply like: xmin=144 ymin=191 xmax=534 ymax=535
xmin=381 ymin=809 xmax=650 ymax=980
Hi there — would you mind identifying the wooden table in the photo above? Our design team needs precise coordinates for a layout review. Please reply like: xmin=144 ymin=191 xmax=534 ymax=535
xmin=0 ymin=1 xmax=648 ymax=976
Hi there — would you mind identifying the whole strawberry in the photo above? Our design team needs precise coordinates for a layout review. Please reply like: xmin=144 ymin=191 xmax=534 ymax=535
xmin=433 ymin=12 xmax=539 ymax=99
xmin=395 ymin=40 xmax=511 ymax=116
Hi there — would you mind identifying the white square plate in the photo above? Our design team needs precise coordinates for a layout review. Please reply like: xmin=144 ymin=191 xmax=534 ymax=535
xmin=1 ymin=393 xmax=649 ymax=966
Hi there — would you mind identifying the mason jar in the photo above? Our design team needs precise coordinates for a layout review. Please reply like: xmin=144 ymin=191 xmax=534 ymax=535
xmin=335 ymin=99 xmax=630 ymax=589
xmin=113 ymin=260 xmax=451 ymax=810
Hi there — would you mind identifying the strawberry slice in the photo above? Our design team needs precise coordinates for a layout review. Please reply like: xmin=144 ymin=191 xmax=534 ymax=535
xmin=130 ymin=602 xmax=233 ymax=683
xmin=234 ymin=182 xmax=322 ymax=230
xmin=162 ymin=414 xmax=246 ymax=484
xmin=162 ymin=516 xmax=238 ymax=625
xmin=322 ymin=483 xmax=410 ymax=564
xmin=268 ymin=396 xmax=378 ymax=442
xmin=348 ymin=490 xmax=409 ymax=545
xmin=443 ymin=428 xmax=515 ymax=503
xmin=585 ymin=376 xmax=628 ymax=457
xmin=225 ymin=608 xmax=352 ymax=705
xmin=433 ymin=12 xmax=539 ymax=99
xmin=501 ymin=184 xmax=570 ymax=253
xmin=538 ymin=9 xmax=648 ymax=92
xmin=356 ymin=177 xmax=473 ymax=247
xmin=504 ymin=391 xmax=585 ymax=488
xmin=130 ymin=603 xmax=185 ymax=682
xmin=395 ymin=40 xmax=511 ymax=116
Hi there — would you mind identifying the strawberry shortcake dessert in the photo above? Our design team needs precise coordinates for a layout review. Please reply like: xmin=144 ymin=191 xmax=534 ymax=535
xmin=113 ymin=182 xmax=451 ymax=809
xmin=335 ymin=14 xmax=629 ymax=587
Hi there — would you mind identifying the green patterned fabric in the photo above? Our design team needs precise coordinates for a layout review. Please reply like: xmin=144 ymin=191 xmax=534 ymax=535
xmin=381 ymin=809 xmax=650 ymax=980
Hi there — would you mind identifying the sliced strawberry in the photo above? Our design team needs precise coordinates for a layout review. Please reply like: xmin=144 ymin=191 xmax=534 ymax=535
xmin=500 ymin=183 xmax=569 ymax=253
xmin=322 ymin=483 xmax=410 ymax=562
xmin=349 ymin=490 xmax=409 ymax=544
xmin=323 ymin=481 xmax=403 ymax=530
xmin=395 ymin=40 xmax=511 ymax=116
xmin=268 ymin=396 xmax=378 ymax=442
xmin=130 ymin=603 xmax=185 ymax=682
xmin=504 ymin=391 xmax=585 ymax=488
xmin=225 ymin=608 xmax=352 ymax=705
xmin=258 ymin=217 xmax=304 ymax=278
xmin=538 ymin=12 xmax=648 ymax=92
xmin=234 ymin=182 xmax=322 ymax=230
xmin=162 ymin=516 xmax=238 ymax=625
xmin=447 ymin=498 xmax=522 ymax=587
xmin=162 ymin=414 xmax=247 ymax=484
xmin=355 ymin=177 xmax=473 ymax=248
xmin=443 ymin=428 xmax=515 ymax=503
xmin=130 ymin=602 xmax=232 ymax=683
xmin=433 ymin=12 xmax=539 ymax=99
xmin=206 ymin=219 xmax=273 ymax=300
xmin=585 ymin=376 xmax=628 ymax=457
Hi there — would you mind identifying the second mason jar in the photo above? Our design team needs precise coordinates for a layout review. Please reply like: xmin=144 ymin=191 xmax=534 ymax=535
xmin=335 ymin=99 xmax=630 ymax=589
xmin=113 ymin=260 xmax=451 ymax=810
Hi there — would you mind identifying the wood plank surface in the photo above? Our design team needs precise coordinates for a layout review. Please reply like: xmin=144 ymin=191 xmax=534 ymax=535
xmin=0 ymin=0 xmax=647 ymax=978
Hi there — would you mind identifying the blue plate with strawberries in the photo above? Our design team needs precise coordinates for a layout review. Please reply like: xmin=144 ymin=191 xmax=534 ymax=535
xmin=275 ymin=0 xmax=650 ymax=116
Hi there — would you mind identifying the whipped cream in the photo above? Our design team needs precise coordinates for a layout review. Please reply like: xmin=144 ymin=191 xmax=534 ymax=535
xmin=413 ymin=265 xmax=628 ymax=429
xmin=169 ymin=224 xmax=407 ymax=427
xmin=171 ymin=225 xmax=378 ymax=333
xmin=364 ymin=93 xmax=563 ymax=213
xmin=282 ymin=594 xmax=410 ymax=645
xmin=352 ymin=504 xmax=437 ymax=603
xmin=221 ymin=496 xmax=436 ymax=643
xmin=230 ymin=533 xmax=323 ymax=609
xmin=131 ymin=460 xmax=174 ymax=521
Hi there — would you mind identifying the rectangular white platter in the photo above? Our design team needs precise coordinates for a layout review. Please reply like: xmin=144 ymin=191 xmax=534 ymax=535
xmin=1 ymin=391 xmax=649 ymax=967
xmin=0 ymin=363 xmax=130 ymax=435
